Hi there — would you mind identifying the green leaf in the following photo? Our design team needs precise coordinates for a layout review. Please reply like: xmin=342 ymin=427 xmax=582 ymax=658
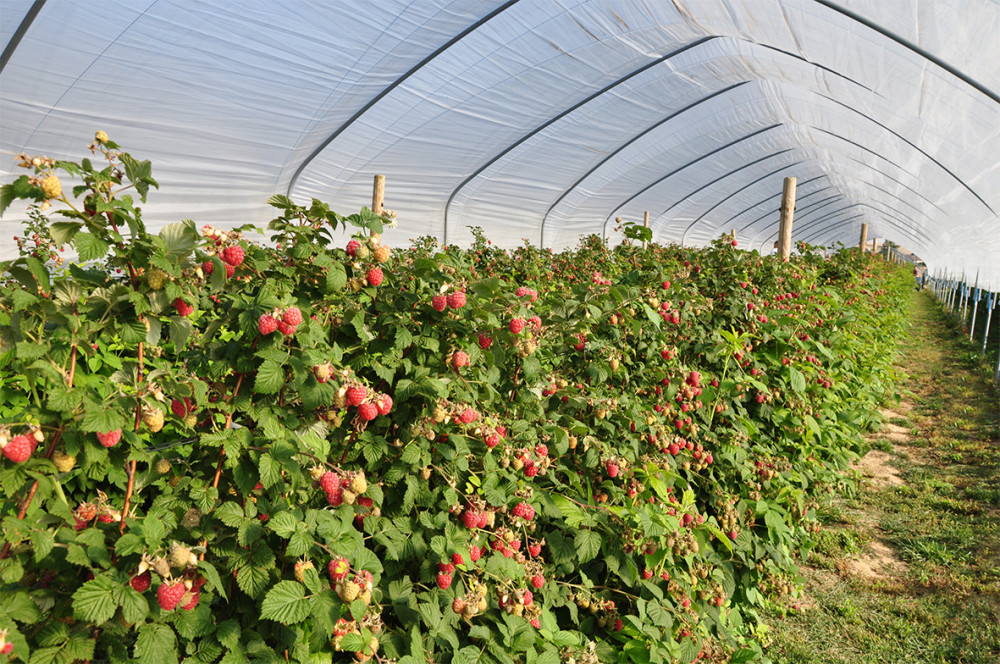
xmin=198 ymin=560 xmax=228 ymax=601
xmin=575 ymin=530 xmax=601 ymax=563
xmin=788 ymin=367 xmax=806 ymax=394
xmin=260 ymin=581 xmax=313 ymax=625
xmin=159 ymin=222 xmax=197 ymax=258
xmin=75 ymin=232 xmax=110 ymax=262
xmin=169 ymin=316 xmax=192 ymax=351
xmin=72 ymin=576 xmax=119 ymax=625
xmin=258 ymin=454 xmax=282 ymax=488
xmin=118 ymin=585 xmax=149 ymax=624
xmin=255 ymin=360 xmax=286 ymax=394
xmin=50 ymin=221 xmax=84 ymax=245
xmin=268 ymin=512 xmax=298 ymax=539
xmin=135 ymin=623 xmax=178 ymax=664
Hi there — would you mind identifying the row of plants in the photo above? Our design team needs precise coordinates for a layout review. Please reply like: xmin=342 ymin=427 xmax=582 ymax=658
xmin=0 ymin=136 xmax=909 ymax=664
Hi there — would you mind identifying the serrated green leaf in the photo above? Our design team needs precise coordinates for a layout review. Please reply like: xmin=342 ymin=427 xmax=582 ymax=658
xmin=75 ymin=232 xmax=110 ymax=262
xmin=72 ymin=576 xmax=119 ymax=625
xmin=260 ymin=580 xmax=313 ymax=625
xmin=135 ymin=623 xmax=178 ymax=664
xmin=254 ymin=360 xmax=285 ymax=394
xmin=575 ymin=530 xmax=602 ymax=563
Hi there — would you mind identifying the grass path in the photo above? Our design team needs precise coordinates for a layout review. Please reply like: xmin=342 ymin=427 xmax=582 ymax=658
xmin=765 ymin=290 xmax=1000 ymax=664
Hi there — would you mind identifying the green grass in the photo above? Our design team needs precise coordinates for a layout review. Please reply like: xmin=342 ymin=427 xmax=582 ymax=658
xmin=765 ymin=291 xmax=1000 ymax=664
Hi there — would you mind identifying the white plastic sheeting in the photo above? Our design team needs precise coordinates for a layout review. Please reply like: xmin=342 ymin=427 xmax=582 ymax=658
xmin=1 ymin=0 xmax=998 ymax=287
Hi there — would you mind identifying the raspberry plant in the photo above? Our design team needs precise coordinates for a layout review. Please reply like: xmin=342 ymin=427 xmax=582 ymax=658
xmin=0 ymin=137 xmax=908 ymax=663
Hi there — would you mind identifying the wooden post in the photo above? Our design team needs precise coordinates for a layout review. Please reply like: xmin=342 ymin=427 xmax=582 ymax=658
xmin=777 ymin=177 xmax=796 ymax=261
xmin=643 ymin=211 xmax=649 ymax=249
xmin=372 ymin=174 xmax=385 ymax=216
xmin=859 ymin=223 xmax=868 ymax=251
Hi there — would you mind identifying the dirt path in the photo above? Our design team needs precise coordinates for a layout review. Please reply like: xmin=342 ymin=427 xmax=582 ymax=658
xmin=766 ymin=291 xmax=1000 ymax=664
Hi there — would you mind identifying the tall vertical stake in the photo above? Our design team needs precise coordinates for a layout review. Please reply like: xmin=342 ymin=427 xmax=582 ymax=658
xmin=982 ymin=292 xmax=995 ymax=357
xmin=859 ymin=223 xmax=869 ymax=252
xmin=643 ymin=211 xmax=649 ymax=249
xmin=372 ymin=174 xmax=385 ymax=216
xmin=778 ymin=177 xmax=796 ymax=260
xmin=969 ymin=288 xmax=980 ymax=342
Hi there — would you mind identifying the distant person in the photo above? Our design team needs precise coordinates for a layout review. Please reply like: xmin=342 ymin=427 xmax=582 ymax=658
xmin=771 ymin=241 xmax=778 ymax=256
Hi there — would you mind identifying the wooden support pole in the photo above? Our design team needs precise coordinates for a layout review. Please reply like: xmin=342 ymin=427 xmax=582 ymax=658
xmin=777 ymin=177 xmax=796 ymax=261
xmin=859 ymin=223 xmax=869 ymax=251
xmin=643 ymin=210 xmax=649 ymax=249
xmin=871 ymin=237 xmax=877 ymax=254
xmin=970 ymin=288 xmax=980 ymax=343
xmin=372 ymin=174 xmax=385 ymax=216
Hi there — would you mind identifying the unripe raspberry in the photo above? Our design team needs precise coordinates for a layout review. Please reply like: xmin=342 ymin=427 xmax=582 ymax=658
xmin=294 ymin=559 xmax=315 ymax=584
xmin=142 ymin=408 xmax=165 ymax=433
xmin=52 ymin=450 xmax=76 ymax=472
xmin=373 ymin=246 xmax=391 ymax=262
xmin=40 ymin=175 xmax=62 ymax=199
xmin=328 ymin=556 xmax=350 ymax=581
xmin=355 ymin=245 xmax=370 ymax=261
xmin=95 ymin=130 xmax=109 ymax=143
xmin=146 ymin=268 xmax=167 ymax=290
xmin=348 ymin=471 xmax=368 ymax=495
xmin=340 ymin=580 xmax=361 ymax=602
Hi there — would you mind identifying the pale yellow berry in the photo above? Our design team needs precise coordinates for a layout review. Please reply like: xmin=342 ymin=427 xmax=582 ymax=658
xmin=40 ymin=175 xmax=62 ymax=200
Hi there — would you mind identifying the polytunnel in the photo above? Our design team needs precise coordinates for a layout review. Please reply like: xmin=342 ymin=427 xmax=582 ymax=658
xmin=1 ymin=0 xmax=998 ymax=288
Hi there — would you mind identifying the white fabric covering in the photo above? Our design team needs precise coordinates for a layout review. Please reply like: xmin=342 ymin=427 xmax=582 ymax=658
xmin=1 ymin=0 xmax=998 ymax=286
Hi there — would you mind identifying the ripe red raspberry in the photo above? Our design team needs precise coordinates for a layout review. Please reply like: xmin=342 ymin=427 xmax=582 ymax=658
xmin=528 ymin=543 xmax=542 ymax=557
xmin=224 ymin=263 xmax=235 ymax=278
xmin=452 ymin=351 xmax=469 ymax=370
xmin=157 ymin=581 xmax=186 ymax=611
xmin=484 ymin=432 xmax=500 ymax=448
xmin=515 ymin=286 xmax=530 ymax=298
xmin=523 ymin=462 xmax=538 ymax=478
xmin=358 ymin=402 xmax=378 ymax=421
xmin=573 ymin=333 xmax=586 ymax=351
xmin=452 ymin=598 xmax=466 ymax=614
xmin=478 ymin=332 xmax=493 ymax=349
xmin=614 ymin=618 xmax=623 ymax=631
xmin=469 ymin=544 xmax=482 ymax=562
xmin=221 ymin=245 xmax=244 ymax=267
xmin=367 ymin=267 xmax=384 ymax=286
xmin=328 ymin=557 xmax=350 ymax=581
xmin=346 ymin=239 xmax=361 ymax=256
xmin=512 ymin=502 xmax=534 ymax=521
xmin=3 ymin=434 xmax=35 ymax=462
xmin=451 ymin=553 xmax=464 ymax=567
xmin=642 ymin=569 xmax=654 ymax=580
xmin=528 ymin=315 xmax=541 ymax=329
xmin=376 ymin=394 xmax=393 ymax=416
xmin=258 ymin=315 xmax=278 ymax=335
xmin=346 ymin=386 xmax=367 ymax=406
xmin=458 ymin=408 xmax=478 ymax=424
xmin=606 ymin=461 xmax=619 ymax=478
xmin=462 ymin=510 xmax=480 ymax=529
xmin=432 ymin=294 xmax=447 ymax=311
xmin=447 ymin=291 xmax=466 ymax=309
xmin=319 ymin=472 xmax=338 ymax=493
xmin=530 ymin=617 xmax=541 ymax=629
xmin=326 ymin=485 xmax=343 ymax=506
xmin=436 ymin=573 xmax=452 ymax=589
xmin=202 ymin=260 xmax=214 ymax=275
xmin=277 ymin=321 xmax=296 ymax=335
xmin=283 ymin=307 xmax=303 ymax=326
xmin=130 ymin=570 xmax=151 ymax=592
xmin=509 ymin=318 xmax=526 ymax=334
xmin=477 ymin=512 xmax=488 ymax=528
xmin=523 ymin=589 xmax=534 ymax=606
xmin=530 ymin=574 xmax=544 ymax=589
xmin=438 ymin=562 xmax=454 ymax=575
xmin=174 ymin=298 xmax=193 ymax=317
xmin=96 ymin=429 xmax=122 ymax=448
